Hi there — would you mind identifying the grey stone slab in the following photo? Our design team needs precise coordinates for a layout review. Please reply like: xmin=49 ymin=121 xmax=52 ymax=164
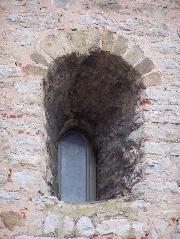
xmin=0 ymin=64 xmax=23 ymax=79
xmin=102 ymin=30 xmax=114 ymax=52
xmin=135 ymin=57 xmax=155 ymax=75
xmin=142 ymin=72 xmax=161 ymax=87
xmin=112 ymin=35 xmax=128 ymax=56
xmin=7 ymin=13 xmax=60 ymax=29
xmin=76 ymin=216 xmax=95 ymax=236
xmin=44 ymin=212 xmax=59 ymax=234
xmin=0 ymin=190 xmax=21 ymax=203
xmin=14 ymin=236 xmax=56 ymax=239
xmin=144 ymin=142 xmax=180 ymax=156
xmin=124 ymin=45 xmax=144 ymax=66
xmin=96 ymin=219 xmax=130 ymax=236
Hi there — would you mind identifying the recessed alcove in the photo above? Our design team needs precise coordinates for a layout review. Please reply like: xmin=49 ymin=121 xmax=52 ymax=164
xmin=43 ymin=50 xmax=144 ymax=202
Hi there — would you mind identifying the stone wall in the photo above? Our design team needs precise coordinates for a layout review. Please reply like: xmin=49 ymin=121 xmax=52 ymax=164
xmin=0 ymin=0 xmax=180 ymax=239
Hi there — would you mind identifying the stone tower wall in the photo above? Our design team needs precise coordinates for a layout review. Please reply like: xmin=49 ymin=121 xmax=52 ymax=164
xmin=0 ymin=1 xmax=180 ymax=238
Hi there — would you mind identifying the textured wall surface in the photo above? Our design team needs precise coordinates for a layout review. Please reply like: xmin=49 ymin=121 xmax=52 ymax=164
xmin=0 ymin=0 xmax=180 ymax=238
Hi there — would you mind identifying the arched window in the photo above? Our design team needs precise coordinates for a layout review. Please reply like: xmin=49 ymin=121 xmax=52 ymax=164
xmin=58 ymin=130 xmax=96 ymax=203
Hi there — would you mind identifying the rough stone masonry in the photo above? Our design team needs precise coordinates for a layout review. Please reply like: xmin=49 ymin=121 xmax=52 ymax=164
xmin=0 ymin=0 xmax=180 ymax=239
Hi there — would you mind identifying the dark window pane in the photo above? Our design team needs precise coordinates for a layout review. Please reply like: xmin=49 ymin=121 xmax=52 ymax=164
xmin=59 ymin=131 xmax=86 ymax=203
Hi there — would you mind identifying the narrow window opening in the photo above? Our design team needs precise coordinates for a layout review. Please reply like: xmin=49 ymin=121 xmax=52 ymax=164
xmin=58 ymin=130 xmax=96 ymax=203
xmin=44 ymin=51 xmax=144 ymax=202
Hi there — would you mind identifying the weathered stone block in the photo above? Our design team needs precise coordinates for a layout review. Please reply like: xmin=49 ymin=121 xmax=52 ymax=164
xmin=132 ymin=180 xmax=179 ymax=199
xmin=12 ymin=170 xmax=47 ymax=192
xmin=96 ymin=0 xmax=121 ymax=11
xmin=96 ymin=219 xmax=130 ymax=236
xmin=0 ymin=190 xmax=21 ymax=203
xmin=0 ymin=211 xmax=24 ymax=231
xmin=44 ymin=212 xmax=59 ymax=235
xmin=68 ymin=30 xmax=87 ymax=55
xmin=12 ymin=135 xmax=43 ymax=154
xmin=79 ymin=12 xmax=114 ymax=27
xmin=132 ymin=221 xmax=144 ymax=236
xmin=172 ymin=233 xmax=180 ymax=239
xmin=14 ymin=78 xmax=41 ymax=94
xmin=159 ymin=58 xmax=180 ymax=70
xmin=7 ymin=13 xmax=59 ymax=29
xmin=0 ymin=64 xmax=22 ymax=79
xmin=112 ymin=35 xmax=128 ymax=56
xmin=176 ymin=222 xmax=180 ymax=233
xmin=63 ymin=216 xmax=75 ymax=236
xmin=30 ymin=52 xmax=49 ymax=66
xmin=14 ymin=236 xmax=56 ymax=239
xmin=66 ymin=238 xmax=88 ymax=239
xmin=40 ymin=35 xmax=65 ymax=59
xmin=21 ymin=64 xmax=47 ymax=76
xmin=144 ymin=142 xmax=180 ymax=156
xmin=85 ymin=28 xmax=101 ymax=52
xmin=123 ymin=45 xmax=144 ymax=66
xmin=144 ymin=123 xmax=180 ymax=143
xmin=54 ymin=0 xmax=74 ymax=6
xmin=135 ymin=57 xmax=155 ymax=75
xmin=11 ymin=155 xmax=42 ymax=167
xmin=148 ymin=219 xmax=170 ymax=239
xmin=142 ymin=72 xmax=161 ymax=87
xmin=145 ymin=86 xmax=180 ymax=105
xmin=57 ymin=30 xmax=75 ymax=54
xmin=0 ymin=169 xmax=8 ymax=186
xmin=76 ymin=216 xmax=95 ymax=236
xmin=102 ymin=30 xmax=114 ymax=52
xmin=6 ymin=29 xmax=39 ymax=46
xmin=32 ymin=196 xmax=59 ymax=206
xmin=144 ymin=108 xmax=180 ymax=124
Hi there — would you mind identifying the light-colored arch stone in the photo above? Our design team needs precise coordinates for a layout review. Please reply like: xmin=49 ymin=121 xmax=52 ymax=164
xmin=35 ymin=28 xmax=161 ymax=87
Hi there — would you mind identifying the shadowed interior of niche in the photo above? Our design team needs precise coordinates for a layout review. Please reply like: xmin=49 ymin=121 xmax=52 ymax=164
xmin=43 ymin=51 xmax=144 ymax=201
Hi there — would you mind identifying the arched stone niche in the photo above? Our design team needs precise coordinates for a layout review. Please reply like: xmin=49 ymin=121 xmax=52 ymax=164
xmin=41 ymin=28 xmax=161 ymax=201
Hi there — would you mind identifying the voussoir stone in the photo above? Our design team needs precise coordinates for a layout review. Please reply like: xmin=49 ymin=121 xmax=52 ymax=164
xmin=102 ymin=30 xmax=114 ymax=52
xmin=68 ymin=30 xmax=87 ymax=55
xmin=30 ymin=52 xmax=49 ymax=66
xmin=112 ymin=35 xmax=128 ymax=56
xmin=135 ymin=57 xmax=155 ymax=75
xmin=57 ymin=30 xmax=75 ymax=54
xmin=76 ymin=216 xmax=95 ymax=236
xmin=85 ymin=28 xmax=101 ymax=52
xmin=142 ymin=72 xmax=161 ymax=87
xmin=40 ymin=35 xmax=65 ymax=59
xmin=123 ymin=45 xmax=144 ymax=66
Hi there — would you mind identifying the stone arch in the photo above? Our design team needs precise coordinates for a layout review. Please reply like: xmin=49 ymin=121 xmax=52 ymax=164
xmin=35 ymin=28 xmax=161 ymax=200
xmin=38 ymin=28 xmax=161 ymax=86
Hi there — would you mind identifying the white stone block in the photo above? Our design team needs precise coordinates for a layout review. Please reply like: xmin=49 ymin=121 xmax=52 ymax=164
xmin=76 ymin=216 xmax=95 ymax=236
xmin=44 ymin=212 xmax=59 ymax=234
xmin=63 ymin=216 xmax=75 ymax=235
xmin=96 ymin=219 xmax=130 ymax=236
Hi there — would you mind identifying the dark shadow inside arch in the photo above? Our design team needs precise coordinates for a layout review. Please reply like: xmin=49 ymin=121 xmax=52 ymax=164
xmin=43 ymin=51 xmax=144 ymax=201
